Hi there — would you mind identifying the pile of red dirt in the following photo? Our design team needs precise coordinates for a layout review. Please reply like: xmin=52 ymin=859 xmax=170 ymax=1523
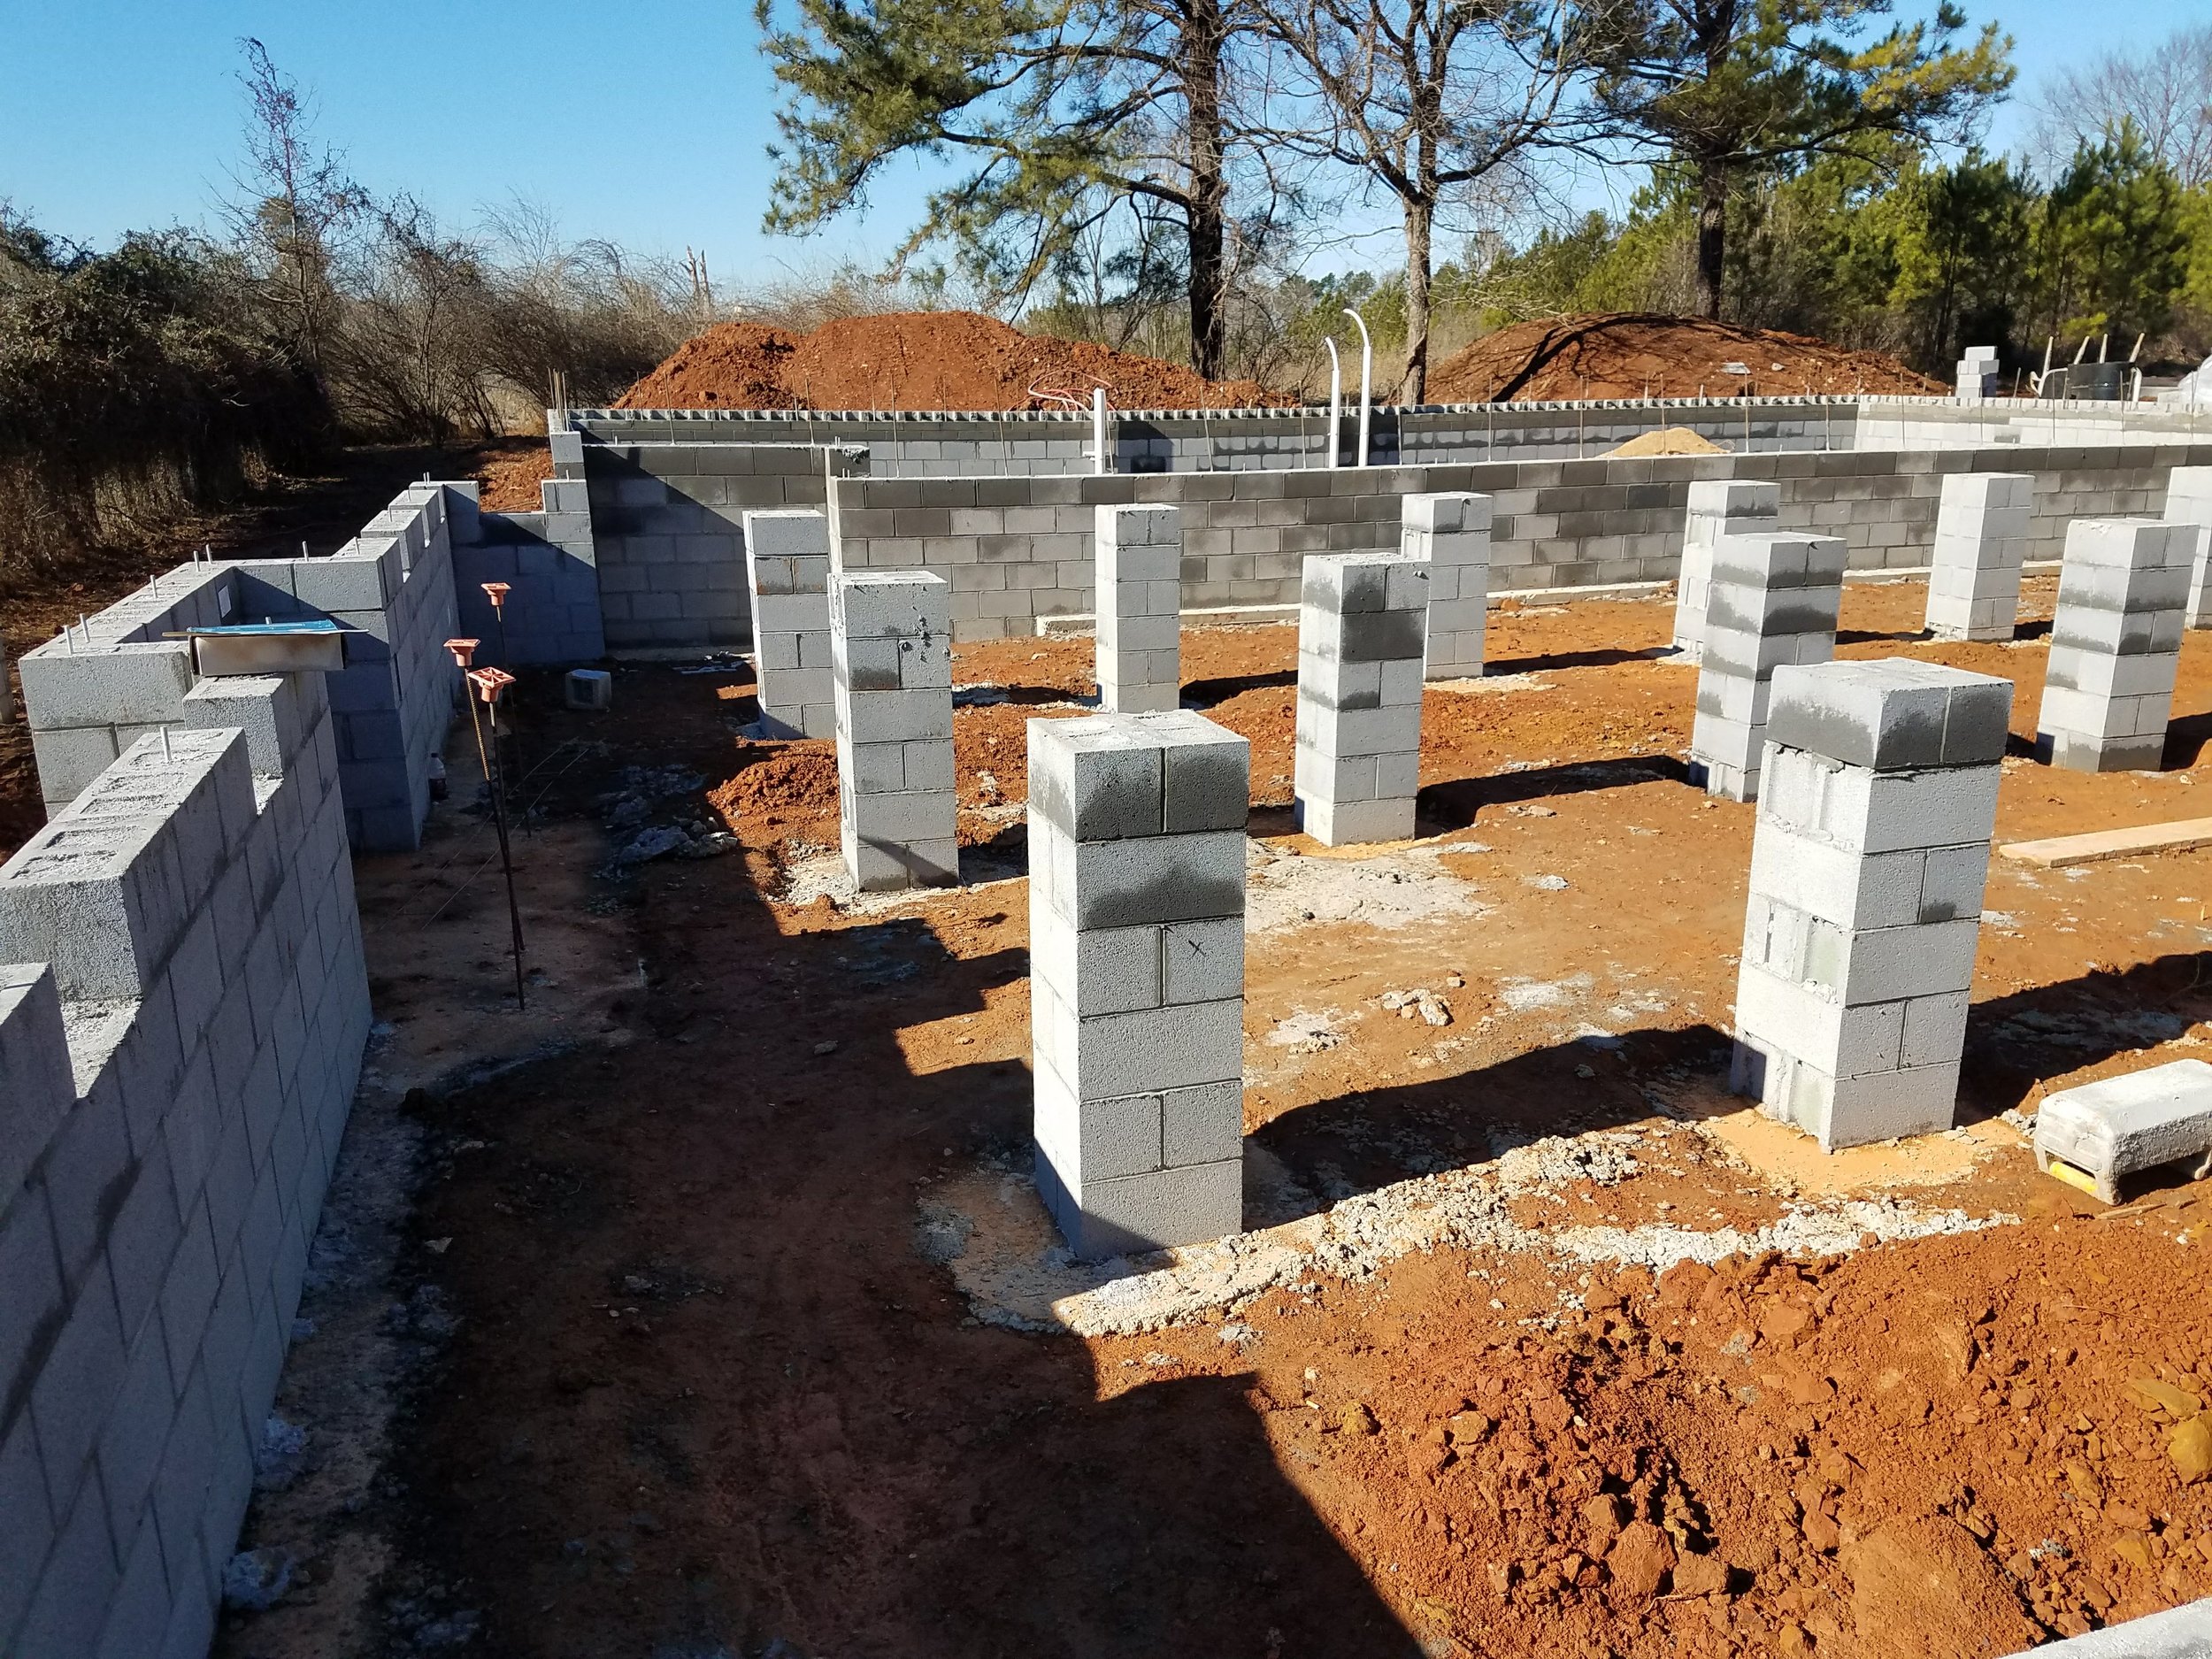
xmin=614 ymin=310 xmax=1288 ymax=411
xmin=1429 ymin=314 xmax=1947 ymax=403
xmin=472 ymin=439 xmax=557 ymax=513
xmin=708 ymin=745 xmax=840 ymax=836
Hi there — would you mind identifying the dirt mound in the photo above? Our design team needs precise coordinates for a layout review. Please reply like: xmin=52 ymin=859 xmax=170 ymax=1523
xmin=709 ymin=746 xmax=839 ymax=833
xmin=472 ymin=440 xmax=555 ymax=513
xmin=1430 ymin=314 xmax=1946 ymax=403
xmin=615 ymin=310 xmax=1288 ymax=411
xmin=1605 ymin=426 xmax=1727 ymax=457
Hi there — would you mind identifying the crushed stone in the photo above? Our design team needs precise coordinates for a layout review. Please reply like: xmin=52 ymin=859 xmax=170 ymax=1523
xmin=924 ymin=1128 xmax=2012 ymax=1338
xmin=1246 ymin=841 xmax=1487 ymax=934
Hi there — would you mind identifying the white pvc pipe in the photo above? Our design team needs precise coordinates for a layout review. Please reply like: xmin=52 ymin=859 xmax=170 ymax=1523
xmin=1323 ymin=338 xmax=1343 ymax=470
xmin=1092 ymin=386 xmax=1109 ymax=475
xmin=1343 ymin=308 xmax=1372 ymax=467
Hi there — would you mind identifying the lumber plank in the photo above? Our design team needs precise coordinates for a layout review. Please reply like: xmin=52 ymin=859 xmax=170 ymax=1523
xmin=1999 ymin=816 xmax=2212 ymax=869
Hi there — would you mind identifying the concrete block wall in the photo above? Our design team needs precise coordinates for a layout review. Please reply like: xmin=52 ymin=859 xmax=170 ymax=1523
xmin=831 ymin=572 xmax=958 ymax=890
xmin=1924 ymin=473 xmax=2034 ymax=641
xmin=1731 ymin=659 xmax=2009 ymax=1148
xmin=821 ymin=443 xmax=2212 ymax=641
xmin=18 ymin=484 xmax=467 ymax=853
xmin=1689 ymin=531 xmax=1847 ymax=802
xmin=450 ymin=434 xmax=607 ymax=664
xmin=743 ymin=510 xmax=836 ymax=738
xmin=1027 ymin=710 xmax=1249 ymax=1259
xmin=1402 ymin=492 xmax=1490 ymax=680
xmin=1094 ymin=505 xmax=1184 ymax=713
xmin=2037 ymin=518 xmax=2193 ymax=772
xmin=1294 ymin=552 xmax=1429 ymax=845
xmin=582 ymin=439 xmax=866 ymax=650
xmin=1672 ymin=480 xmax=1779 ymax=662
xmin=571 ymin=400 xmax=1864 ymax=480
xmin=0 ymin=666 xmax=369 ymax=1658
xmin=2163 ymin=465 xmax=2212 ymax=627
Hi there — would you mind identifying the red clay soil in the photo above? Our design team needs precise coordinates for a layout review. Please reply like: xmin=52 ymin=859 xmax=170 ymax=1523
xmin=1429 ymin=315 xmax=1947 ymax=403
xmin=341 ymin=580 xmax=2212 ymax=1659
xmin=615 ymin=311 xmax=1290 ymax=411
xmin=473 ymin=437 xmax=557 ymax=513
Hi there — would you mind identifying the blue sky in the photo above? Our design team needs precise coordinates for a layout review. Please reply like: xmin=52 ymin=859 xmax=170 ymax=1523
xmin=3 ymin=0 xmax=2200 ymax=280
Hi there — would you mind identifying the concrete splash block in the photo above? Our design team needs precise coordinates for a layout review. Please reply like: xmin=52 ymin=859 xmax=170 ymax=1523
xmin=2035 ymin=1059 xmax=2212 ymax=1204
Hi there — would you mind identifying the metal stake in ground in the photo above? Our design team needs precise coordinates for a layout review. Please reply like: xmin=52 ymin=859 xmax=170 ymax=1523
xmin=466 ymin=665 xmax=528 ymax=1011
xmin=480 ymin=582 xmax=526 ymax=834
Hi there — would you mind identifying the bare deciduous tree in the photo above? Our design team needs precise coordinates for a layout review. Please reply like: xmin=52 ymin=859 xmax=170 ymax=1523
xmin=1256 ymin=0 xmax=1594 ymax=401
xmin=2029 ymin=23 xmax=2212 ymax=189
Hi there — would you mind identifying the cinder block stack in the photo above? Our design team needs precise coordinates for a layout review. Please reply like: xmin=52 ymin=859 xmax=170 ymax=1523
xmin=2037 ymin=518 xmax=2192 ymax=772
xmin=1730 ymin=657 xmax=2011 ymax=1149
xmin=1688 ymin=530 xmax=1847 ymax=801
xmin=743 ymin=509 xmax=837 ymax=738
xmin=1671 ymin=480 xmax=1779 ymax=663
xmin=831 ymin=570 xmax=959 ymax=890
xmin=1402 ymin=491 xmax=1492 ymax=680
xmin=1027 ymin=710 xmax=1249 ymax=1258
xmin=2162 ymin=465 xmax=2212 ymax=628
xmin=1955 ymin=345 xmax=2001 ymax=400
xmin=1924 ymin=472 xmax=2034 ymax=641
xmin=1094 ymin=504 xmax=1183 ymax=713
xmin=1294 ymin=550 xmax=1429 ymax=845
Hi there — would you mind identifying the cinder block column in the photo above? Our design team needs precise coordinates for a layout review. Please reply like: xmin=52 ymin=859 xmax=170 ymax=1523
xmin=830 ymin=571 xmax=958 ymax=890
xmin=1027 ymin=710 xmax=1248 ymax=1258
xmin=2038 ymin=518 xmax=2192 ymax=772
xmin=1672 ymin=480 xmax=1779 ymax=662
xmin=1688 ymin=530 xmax=1846 ymax=802
xmin=1402 ymin=491 xmax=1492 ymax=680
xmin=744 ymin=509 xmax=836 ymax=738
xmin=1094 ymin=504 xmax=1182 ymax=713
xmin=2162 ymin=465 xmax=2212 ymax=628
xmin=1294 ymin=550 xmax=1428 ymax=845
xmin=1730 ymin=658 xmax=2011 ymax=1148
xmin=1924 ymin=472 xmax=2033 ymax=641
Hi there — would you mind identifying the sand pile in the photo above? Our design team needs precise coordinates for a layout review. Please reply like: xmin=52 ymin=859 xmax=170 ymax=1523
xmin=616 ymin=310 xmax=1287 ymax=411
xmin=1431 ymin=314 xmax=1946 ymax=403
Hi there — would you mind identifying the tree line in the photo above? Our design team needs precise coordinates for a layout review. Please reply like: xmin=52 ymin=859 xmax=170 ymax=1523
xmin=0 ymin=42 xmax=709 ymax=572
xmin=759 ymin=2 xmax=2212 ymax=395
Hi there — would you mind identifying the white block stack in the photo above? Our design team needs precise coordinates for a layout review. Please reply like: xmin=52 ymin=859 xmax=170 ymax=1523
xmin=1672 ymin=480 xmax=1779 ymax=662
xmin=1730 ymin=658 xmax=2011 ymax=1149
xmin=1294 ymin=550 xmax=1429 ymax=845
xmin=1028 ymin=710 xmax=1249 ymax=1259
xmin=2037 ymin=518 xmax=2192 ymax=773
xmin=1688 ymin=530 xmax=1847 ymax=802
xmin=744 ymin=509 xmax=837 ymax=739
xmin=1924 ymin=472 xmax=2034 ymax=641
xmin=1955 ymin=345 xmax=2001 ymax=400
xmin=831 ymin=570 xmax=958 ymax=890
xmin=1402 ymin=491 xmax=1492 ymax=680
xmin=1094 ymin=503 xmax=1183 ymax=713
xmin=2162 ymin=465 xmax=2212 ymax=628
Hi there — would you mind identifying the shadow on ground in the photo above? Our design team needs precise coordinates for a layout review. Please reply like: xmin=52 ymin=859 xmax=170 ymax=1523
xmin=380 ymin=667 xmax=1419 ymax=1659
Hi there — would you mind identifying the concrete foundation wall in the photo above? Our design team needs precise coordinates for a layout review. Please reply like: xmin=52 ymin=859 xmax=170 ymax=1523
xmin=582 ymin=441 xmax=866 ymax=651
xmin=19 ymin=483 xmax=472 ymax=852
xmin=451 ymin=435 xmax=608 ymax=665
xmin=572 ymin=399 xmax=1864 ymax=477
xmin=0 ymin=671 xmax=370 ymax=1658
xmin=823 ymin=442 xmax=2212 ymax=641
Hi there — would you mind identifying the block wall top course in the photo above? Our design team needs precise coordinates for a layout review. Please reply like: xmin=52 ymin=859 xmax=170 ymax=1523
xmin=1765 ymin=657 xmax=2015 ymax=772
xmin=1028 ymin=711 xmax=1251 ymax=842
